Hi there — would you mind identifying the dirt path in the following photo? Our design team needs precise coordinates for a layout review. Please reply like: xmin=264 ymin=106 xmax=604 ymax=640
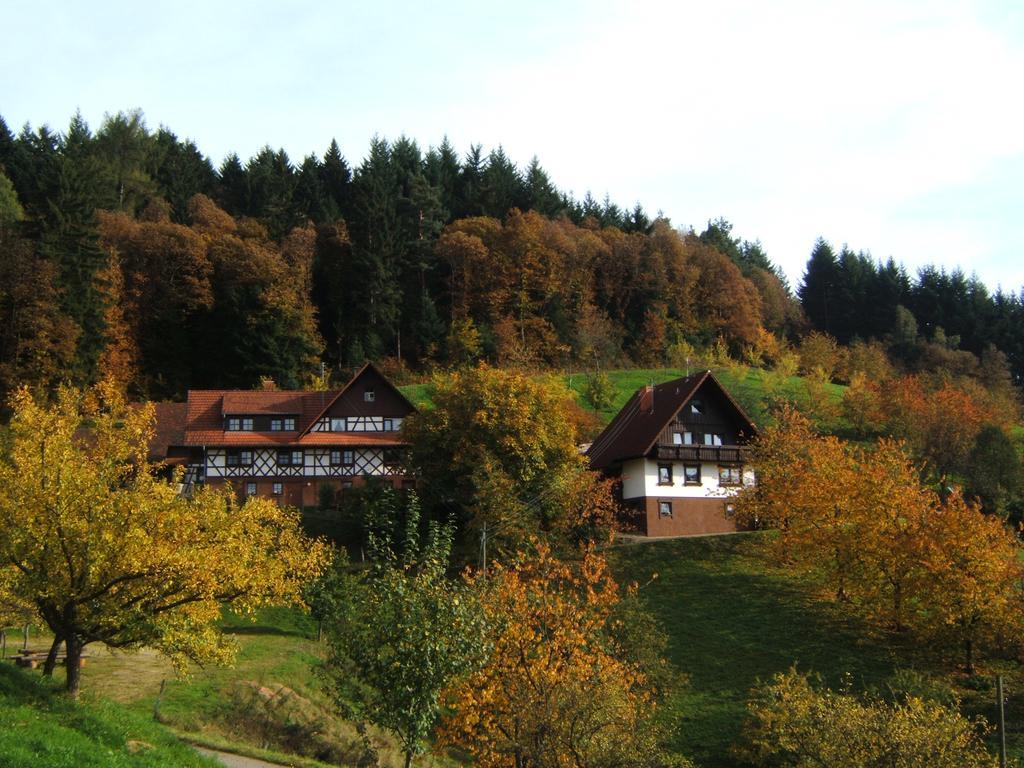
xmin=193 ymin=746 xmax=293 ymax=768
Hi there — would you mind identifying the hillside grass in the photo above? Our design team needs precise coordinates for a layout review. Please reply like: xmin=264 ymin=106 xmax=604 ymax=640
xmin=609 ymin=533 xmax=1024 ymax=767
xmin=0 ymin=663 xmax=218 ymax=768
xmin=400 ymin=365 xmax=848 ymax=430
xmin=10 ymin=607 xmax=450 ymax=768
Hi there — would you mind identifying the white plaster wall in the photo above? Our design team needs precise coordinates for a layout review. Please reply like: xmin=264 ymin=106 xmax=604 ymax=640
xmin=620 ymin=458 xmax=754 ymax=500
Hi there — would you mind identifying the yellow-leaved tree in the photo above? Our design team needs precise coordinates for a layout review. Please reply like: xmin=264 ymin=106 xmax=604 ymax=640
xmin=0 ymin=383 xmax=328 ymax=694
xmin=737 ymin=669 xmax=998 ymax=768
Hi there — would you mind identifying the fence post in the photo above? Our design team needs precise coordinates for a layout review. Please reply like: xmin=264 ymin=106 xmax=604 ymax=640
xmin=21 ymin=624 xmax=28 ymax=651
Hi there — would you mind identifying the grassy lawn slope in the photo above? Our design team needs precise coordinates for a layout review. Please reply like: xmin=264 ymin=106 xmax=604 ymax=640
xmin=0 ymin=663 xmax=218 ymax=768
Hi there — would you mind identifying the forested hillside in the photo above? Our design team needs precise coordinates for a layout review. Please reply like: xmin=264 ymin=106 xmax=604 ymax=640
xmin=1 ymin=109 xmax=1022 ymax=403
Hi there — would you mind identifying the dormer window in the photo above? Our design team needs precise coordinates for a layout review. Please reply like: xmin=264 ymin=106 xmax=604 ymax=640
xmin=226 ymin=417 xmax=253 ymax=431
xmin=270 ymin=417 xmax=297 ymax=432
xmin=364 ymin=388 xmax=376 ymax=403
xmin=284 ymin=417 xmax=296 ymax=431
xmin=228 ymin=418 xmax=240 ymax=431
xmin=270 ymin=419 xmax=282 ymax=431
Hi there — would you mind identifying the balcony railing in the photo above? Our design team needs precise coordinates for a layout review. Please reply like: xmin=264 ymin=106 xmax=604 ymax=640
xmin=655 ymin=444 xmax=749 ymax=463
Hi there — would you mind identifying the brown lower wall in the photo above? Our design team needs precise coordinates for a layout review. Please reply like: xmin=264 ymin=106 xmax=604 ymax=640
xmin=206 ymin=476 xmax=411 ymax=507
xmin=629 ymin=496 xmax=738 ymax=537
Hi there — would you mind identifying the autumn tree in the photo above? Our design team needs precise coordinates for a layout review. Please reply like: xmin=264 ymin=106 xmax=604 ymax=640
xmin=738 ymin=669 xmax=998 ymax=768
xmin=737 ymin=408 xmax=1024 ymax=663
xmin=439 ymin=543 xmax=685 ymax=768
xmin=323 ymin=495 xmax=488 ymax=768
xmin=882 ymin=376 xmax=1002 ymax=480
xmin=403 ymin=365 xmax=614 ymax=557
xmin=921 ymin=489 xmax=1024 ymax=671
xmin=0 ymin=383 xmax=328 ymax=694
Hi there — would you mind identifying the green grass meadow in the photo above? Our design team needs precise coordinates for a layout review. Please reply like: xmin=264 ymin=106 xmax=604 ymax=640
xmin=610 ymin=533 xmax=1024 ymax=767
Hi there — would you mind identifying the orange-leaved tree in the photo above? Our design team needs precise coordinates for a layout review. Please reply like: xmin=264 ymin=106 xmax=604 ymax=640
xmin=920 ymin=489 xmax=1024 ymax=672
xmin=0 ymin=383 xmax=328 ymax=694
xmin=736 ymin=406 xmax=1024 ymax=666
xmin=733 ymin=406 xmax=862 ymax=601
xmin=438 ymin=542 xmax=685 ymax=768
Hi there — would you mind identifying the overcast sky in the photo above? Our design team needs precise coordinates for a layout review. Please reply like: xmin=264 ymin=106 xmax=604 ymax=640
xmin=3 ymin=0 xmax=1022 ymax=292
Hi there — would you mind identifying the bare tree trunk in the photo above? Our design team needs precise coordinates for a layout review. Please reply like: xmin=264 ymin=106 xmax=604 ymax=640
xmin=42 ymin=634 xmax=64 ymax=678
xmin=64 ymin=636 xmax=83 ymax=697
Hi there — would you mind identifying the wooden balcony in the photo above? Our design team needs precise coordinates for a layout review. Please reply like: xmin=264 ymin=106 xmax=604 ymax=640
xmin=654 ymin=444 xmax=750 ymax=463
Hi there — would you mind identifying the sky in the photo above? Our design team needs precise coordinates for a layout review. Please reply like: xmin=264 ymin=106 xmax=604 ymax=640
xmin=3 ymin=0 xmax=1022 ymax=292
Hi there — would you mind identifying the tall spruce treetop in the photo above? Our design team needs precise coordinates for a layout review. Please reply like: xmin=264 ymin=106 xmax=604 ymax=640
xmin=799 ymin=237 xmax=841 ymax=335
xmin=525 ymin=156 xmax=561 ymax=217
xmin=216 ymin=152 xmax=248 ymax=215
xmin=320 ymin=138 xmax=352 ymax=222
xmin=153 ymin=129 xmax=217 ymax=223
xmin=480 ymin=146 xmax=526 ymax=217
xmin=424 ymin=136 xmax=460 ymax=217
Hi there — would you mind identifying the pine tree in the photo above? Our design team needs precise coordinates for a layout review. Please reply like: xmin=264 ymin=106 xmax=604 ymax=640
xmin=319 ymin=138 xmax=352 ymax=222
xmin=153 ymin=129 xmax=216 ymax=223
xmin=216 ymin=152 xmax=248 ymax=215
xmin=799 ymin=237 xmax=841 ymax=335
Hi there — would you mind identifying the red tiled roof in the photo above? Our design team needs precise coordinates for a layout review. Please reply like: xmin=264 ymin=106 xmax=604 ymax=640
xmin=221 ymin=391 xmax=312 ymax=415
xmin=149 ymin=402 xmax=188 ymax=461
xmin=180 ymin=431 xmax=407 ymax=447
xmin=586 ymin=371 xmax=757 ymax=470
xmin=184 ymin=389 xmax=342 ymax=438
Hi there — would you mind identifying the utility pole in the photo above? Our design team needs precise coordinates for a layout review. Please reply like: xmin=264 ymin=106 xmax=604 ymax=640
xmin=480 ymin=520 xmax=487 ymax=576
xmin=997 ymin=675 xmax=1007 ymax=768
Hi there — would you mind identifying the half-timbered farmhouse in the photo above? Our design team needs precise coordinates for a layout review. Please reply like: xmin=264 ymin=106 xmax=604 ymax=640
xmin=587 ymin=371 xmax=757 ymax=537
xmin=149 ymin=363 xmax=416 ymax=507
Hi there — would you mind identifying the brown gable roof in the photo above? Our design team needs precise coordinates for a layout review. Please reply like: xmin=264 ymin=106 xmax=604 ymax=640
xmin=586 ymin=371 xmax=757 ymax=470
xmin=300 ymin=361 xmax=417 ymax=436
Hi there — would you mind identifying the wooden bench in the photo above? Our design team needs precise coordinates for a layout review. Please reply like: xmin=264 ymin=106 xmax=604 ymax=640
xmin=12 ymin=649 xmax=88 ymax=669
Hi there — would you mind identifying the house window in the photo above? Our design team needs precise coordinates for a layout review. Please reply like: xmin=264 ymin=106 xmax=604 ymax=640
xmin=272 ymin=482 xmax=283 ymax=496
xmin=283 ymin=417 xmax=296 ymax=431
xmin=657 ymin=463 xmax=673 ymax=485
xmin=704 ymin=433 xmax=723 ymax=446
xmin=277 ymin=450 xmax=303 ymax=466
xmin=341 ymin=481 xmax=353 ymax=490
xmin=383 ymin=418 xmax=393 ymax=431
xmin=364 ymin=388 xmax=375 ymax=402
xmin=684 ymin=431 xmax=694 ymax=445
xmin=690 ymin=399 xmax=704 ymax=415
xmin=245 ymin=482 xmax=257 ymax=496
xmin=684 ymin=464 xmax=701 ymax=485
xmin=227 ymin=418 xmax=241 ymax=431
xmin=240 ymin=418 xmax=253 ymax=431
xmin=725 ymin=503 xmax=736 ymax=517
xmin=672 ymin=432 xmax=682 ymax=445
xmin=658 ymin=500 xmax=673 ymax=518
xmin=226 ymin=450 xmax=253 ymax=467
xmin=719 ymin=466 xmax=743 ymax=486
xmin=270 ymin=419 xmax=282 ymax=431
xmin=330 ymin=417 xmax=346 ymax=431
xmin=330 ymin=449 xmax=353 ymax=466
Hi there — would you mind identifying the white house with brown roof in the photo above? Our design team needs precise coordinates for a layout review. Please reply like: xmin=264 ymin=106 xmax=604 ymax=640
xmin=587 ymin=371 xmax=757 ymax=537
xmin=149 ymin=363 xmax=416 ymax=507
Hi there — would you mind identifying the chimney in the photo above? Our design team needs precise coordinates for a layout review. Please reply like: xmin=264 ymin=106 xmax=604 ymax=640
xmin=639 ymin=384 xmax=655 ymax=414
xmin=260 ymin=377 xmax=277 ymax=391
